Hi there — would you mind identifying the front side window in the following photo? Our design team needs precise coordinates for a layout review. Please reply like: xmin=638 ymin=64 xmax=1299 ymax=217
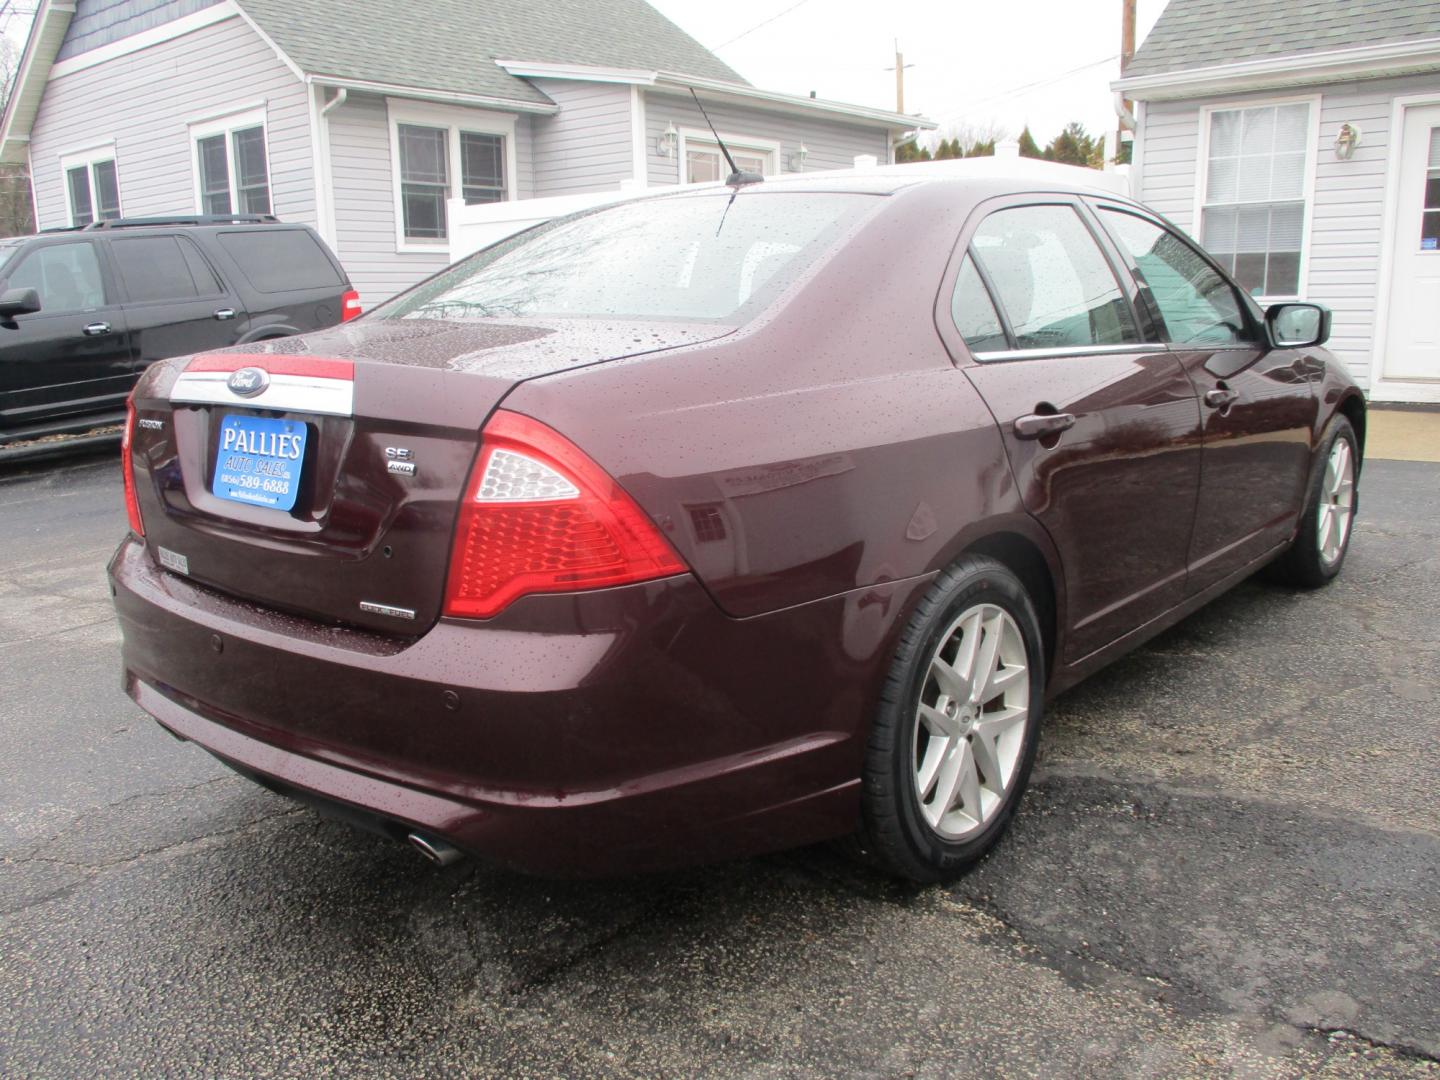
xmin=1200 ymin=102 xmax=1310 ymax=298
xmin=970 ymin=204 xmax=1138 ymax=351
xmin=1101 ymin=209 xmax=1252 ymax=346
xmin=64 ymin=157 xmax=121 ymax=226
xmin=2 ymin=242 xmax=108 ymax=312
xmin=376 ymin=192 xmax=876 ymax=323
xmin=193 ymin=115 xmax=271 ymax=216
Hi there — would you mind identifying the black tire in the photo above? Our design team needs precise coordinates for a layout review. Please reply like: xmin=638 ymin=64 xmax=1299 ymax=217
xmin=854 ymin=555 xmax=1046 ymax=882
xmin=1268 ymin=415 xmax=1359 ymax=589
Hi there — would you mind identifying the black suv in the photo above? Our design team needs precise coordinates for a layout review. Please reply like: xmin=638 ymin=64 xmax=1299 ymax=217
xmin=0 ymin=215 xmax=357 ymax=459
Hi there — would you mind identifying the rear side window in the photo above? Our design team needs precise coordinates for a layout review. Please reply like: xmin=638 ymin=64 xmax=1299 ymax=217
xmin=217 ymin=229 xmax=344 ymax=293
xmin=376 ymin=192 xmax=878 ymax=323
xmin=1099 ymin=209 xmax=1253 ymax=345
xmin=971 ymin=204 xmax=1138 ymax=351
xmin=3 ymin=242 xmax=108 ymax=312
xmin=950 ymin=255 xmax=1008 ymax=353
xmin=111 ymin=235 xmax=220 ymax=302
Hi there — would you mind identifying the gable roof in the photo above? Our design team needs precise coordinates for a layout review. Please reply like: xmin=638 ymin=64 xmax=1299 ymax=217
xmin=239 ymin=0 xmax=746 ymax=108
xmin=1124 ymin=0 xmax=1440 ymax=78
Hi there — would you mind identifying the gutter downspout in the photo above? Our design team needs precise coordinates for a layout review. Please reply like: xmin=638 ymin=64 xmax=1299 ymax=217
xmin=314 ymin=86 xmax=346 ymax=248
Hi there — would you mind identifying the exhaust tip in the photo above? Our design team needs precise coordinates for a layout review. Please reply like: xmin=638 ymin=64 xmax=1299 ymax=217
xmin=407 ymin=831 xmax=464 ymax=867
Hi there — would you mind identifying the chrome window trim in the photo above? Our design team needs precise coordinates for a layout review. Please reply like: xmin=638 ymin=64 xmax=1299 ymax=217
xmin=970 ymin=342 xmax=1166 ymax=363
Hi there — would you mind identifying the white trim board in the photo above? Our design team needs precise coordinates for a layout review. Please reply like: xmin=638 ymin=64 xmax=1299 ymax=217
xmin=1369 ymin=90 xmax=1440 ymax=404
xmin=1190 ymin=92 xmax=1322 ymax=304
xmin=48 ymin=2 xmax=241 ymax=80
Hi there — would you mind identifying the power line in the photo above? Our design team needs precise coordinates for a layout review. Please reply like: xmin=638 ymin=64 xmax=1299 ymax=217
xmin=711 ymin=0 xmax=817 ymax=51
xmin=929 ymin=53 xmax=1120 ymax=129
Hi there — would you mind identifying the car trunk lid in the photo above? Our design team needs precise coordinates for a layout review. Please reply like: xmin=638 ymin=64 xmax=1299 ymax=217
xmin=128 ymin=317 xmax=727 ymax=634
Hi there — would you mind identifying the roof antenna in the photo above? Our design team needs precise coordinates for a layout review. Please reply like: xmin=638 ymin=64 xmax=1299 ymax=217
xmin=688 ymin=87 xmax=764 ymax=187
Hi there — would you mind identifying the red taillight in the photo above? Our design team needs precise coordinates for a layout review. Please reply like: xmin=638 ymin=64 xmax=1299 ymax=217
xmin=122 ymin=396 xmax=144 ymax=537
xmin=442 ymin=410 xmax=685 ymax=619
xmin=341 ymin=289 xmax=362 ymax=321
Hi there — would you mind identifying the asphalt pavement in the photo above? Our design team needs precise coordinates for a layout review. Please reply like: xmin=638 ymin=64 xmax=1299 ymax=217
xmin=1 ymin=448 xmax=1437 ymax=1078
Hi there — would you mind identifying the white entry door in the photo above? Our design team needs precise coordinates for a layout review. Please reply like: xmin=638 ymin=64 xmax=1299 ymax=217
xmin=1383 ymin=103 xmax=1440 ymax=384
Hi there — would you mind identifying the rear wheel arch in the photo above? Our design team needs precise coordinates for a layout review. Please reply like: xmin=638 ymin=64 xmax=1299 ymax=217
xmin=958 ymin=530 xmax=1060 ymax=679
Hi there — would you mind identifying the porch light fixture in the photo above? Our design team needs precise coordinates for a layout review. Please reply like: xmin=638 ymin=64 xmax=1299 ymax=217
xmin=658 ymin=122 xmax=678 ymax=159
xmin=787 ymin=142 xmax=809 ymax=171
xmin=1334 ymin=122 xmax=1362 ymax=160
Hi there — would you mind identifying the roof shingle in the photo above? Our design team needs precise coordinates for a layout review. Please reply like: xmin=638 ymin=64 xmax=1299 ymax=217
xmin=238 ymin=0 xmax=748 ymax=104
xmin=1125 ymin=0 xmax=1440 ymax=78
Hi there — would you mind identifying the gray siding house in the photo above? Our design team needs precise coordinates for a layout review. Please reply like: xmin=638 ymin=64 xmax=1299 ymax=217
xmin=1 ymin=0 xmax=928 ymax=304
xmin=1115 ymin=0 xmax=1440 ymax=403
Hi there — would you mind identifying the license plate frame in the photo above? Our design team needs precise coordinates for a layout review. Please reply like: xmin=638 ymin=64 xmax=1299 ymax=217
xmin=211 ymin=413 xmax=309 ymax=512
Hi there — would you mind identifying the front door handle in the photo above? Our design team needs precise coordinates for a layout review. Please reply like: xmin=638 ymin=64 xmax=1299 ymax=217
xmin=1204 ymin=386 xmax=1240 ymax=409
xmin=1013 ymin=412 xmax=1076 ymax=440
xmin=213 ymin=308 xmax=236 ymax=321
xmin=82 ymin=321 xmax=111 ymax=336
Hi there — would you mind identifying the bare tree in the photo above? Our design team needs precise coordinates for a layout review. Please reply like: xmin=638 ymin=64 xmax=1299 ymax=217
xmin=0 ymin=34 xmax=36 ymax=237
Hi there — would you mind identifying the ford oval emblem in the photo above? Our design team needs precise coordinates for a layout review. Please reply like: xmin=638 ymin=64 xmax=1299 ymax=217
xmin=227 ymin=367 xmax=270 ymax=397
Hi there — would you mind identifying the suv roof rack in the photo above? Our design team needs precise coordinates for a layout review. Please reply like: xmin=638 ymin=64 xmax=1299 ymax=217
xmin=80 ymin=214 xmax=282 ymax=230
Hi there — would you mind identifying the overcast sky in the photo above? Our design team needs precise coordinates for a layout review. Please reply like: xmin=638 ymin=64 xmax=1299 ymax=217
xmin=651 ymin=0 xmax=1166 ymax=146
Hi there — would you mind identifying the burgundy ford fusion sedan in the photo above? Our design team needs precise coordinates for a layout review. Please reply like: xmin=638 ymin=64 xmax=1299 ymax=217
xmin=110 ymin=163 xmax=1364 ymax=881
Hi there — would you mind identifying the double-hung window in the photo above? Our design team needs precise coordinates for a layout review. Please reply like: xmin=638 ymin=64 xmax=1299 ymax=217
xmin=390 ymin=103 xmax=514 ymax=247
xmin=61 ymin=148 xmax=121 ymax=226
xmin=191 ymin=108 xmax=272 ymax=216
xmin=1199 ymin=101 xmax=1313 ymax=299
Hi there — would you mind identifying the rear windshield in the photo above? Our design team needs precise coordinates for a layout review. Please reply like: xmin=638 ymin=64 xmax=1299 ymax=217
xmin=216 ymin=228 xmax=344 ymax=293
xmin=375 ymin=192 xmax=878 ymax=324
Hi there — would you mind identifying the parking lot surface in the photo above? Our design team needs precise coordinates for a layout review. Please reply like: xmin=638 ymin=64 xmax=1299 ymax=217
xmin=2 ymin=450 xmax=1437 ymax=1078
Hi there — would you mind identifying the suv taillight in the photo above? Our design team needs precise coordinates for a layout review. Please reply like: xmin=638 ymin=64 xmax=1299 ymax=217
xmin=442 ymin=410 xmax=685 ymax=619
xmin=122 ymin=395 xmax=144 ymax=537
xmin=341 ymin=289 xmax=362 ymax=321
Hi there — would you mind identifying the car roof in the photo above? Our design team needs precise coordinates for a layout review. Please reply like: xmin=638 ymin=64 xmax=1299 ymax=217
xmin=663 ymin=156 xmax=1135 ymax=200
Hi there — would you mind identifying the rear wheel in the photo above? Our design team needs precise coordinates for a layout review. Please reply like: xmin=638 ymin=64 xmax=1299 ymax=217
xmin=1269 ymin=416 xmax=1358 ymax=588
xmin=855 ymin=556 xmax=1045 ymax=882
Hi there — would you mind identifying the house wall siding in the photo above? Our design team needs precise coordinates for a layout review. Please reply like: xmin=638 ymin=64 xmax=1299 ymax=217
xmin=643 ymin=91 xmax=891 ymax=185
xmin=527 ymin=79 xmax=633 ymax=197
xmin=30 ymin=15 xmax=314 ymax=229
xmin=56 ymin=0 xmax=225 ymax=61
xmin=1135 ymin=71 xmax=1440 ymax=391
xmin=324 ymin=93 xmax=535 ymax=304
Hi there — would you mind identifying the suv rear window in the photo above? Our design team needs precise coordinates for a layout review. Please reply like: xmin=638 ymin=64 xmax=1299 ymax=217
xmin=217 ymin=228 xmax=344 ymax=293
xmin=376 ymin=191 xmax=878 ymax=324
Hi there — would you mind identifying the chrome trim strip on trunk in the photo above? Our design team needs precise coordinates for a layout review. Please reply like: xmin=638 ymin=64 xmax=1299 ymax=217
xmin=169 ymin=371 xmax=355 ymax=417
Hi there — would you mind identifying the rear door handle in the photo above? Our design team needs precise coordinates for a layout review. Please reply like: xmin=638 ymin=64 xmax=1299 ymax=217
xmin=83 ymin=322 xmax=111 ymax=336
xmin=213 ymin=308 xmax=236 ymax=321
xmin=1204 ymin=386 xmax=1240 ymax=409
xmin=1013 ymin=412 xmax=1076 ymax=440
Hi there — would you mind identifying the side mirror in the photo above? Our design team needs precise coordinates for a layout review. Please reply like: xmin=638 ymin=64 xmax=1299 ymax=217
xmin=0 ymin=287 xmax=41 ymax=325
xmin=1266 ymin=302 xmax=1330 ymax=349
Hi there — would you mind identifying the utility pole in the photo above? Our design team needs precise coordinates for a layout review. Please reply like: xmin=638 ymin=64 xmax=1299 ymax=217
xmin=885 ymin=40 xmax=914 ymax=114
xmin=1117 ymin=0 xmax=1137 ymax=162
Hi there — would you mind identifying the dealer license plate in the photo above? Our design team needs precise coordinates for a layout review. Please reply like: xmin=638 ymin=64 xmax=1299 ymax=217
xmin=212 ymin=414 xmax=308 ymax=511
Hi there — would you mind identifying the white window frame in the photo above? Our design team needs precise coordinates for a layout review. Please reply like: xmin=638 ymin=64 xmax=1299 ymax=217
xmin=1191 ymin=93 xmax=1321 ymax=303
xmin=676 ymin=127 xmax=780 ymax=184
xmin=386 ymin=99 xmax=518 ymax=253
xmin=59 ymin=142 xmax=122 ymax=226
xmin=187 ymin=104 xmax=272 ymax=218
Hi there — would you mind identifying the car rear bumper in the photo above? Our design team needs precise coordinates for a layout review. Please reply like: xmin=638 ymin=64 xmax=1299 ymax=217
xmin=110 ymin=537 xmax=922 ymax=874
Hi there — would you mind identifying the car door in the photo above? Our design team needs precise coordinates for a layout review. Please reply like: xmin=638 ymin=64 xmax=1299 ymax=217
xmin=0 ymin=238 xmax=133 ymax=436
xmin=1092 ymin=204 xmax=1317 ymax=595
xmin=946 ymin=198 xmax=1203 ymax=664
xmin=107 ymin=233 xmax=248 ymax=365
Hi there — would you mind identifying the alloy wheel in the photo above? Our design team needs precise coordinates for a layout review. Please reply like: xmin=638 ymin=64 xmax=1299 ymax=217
xmin=912 ymin=603 xmax=1030 ymax=841
xmin=1317 ymin=437 xmax=1355 ymax=566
